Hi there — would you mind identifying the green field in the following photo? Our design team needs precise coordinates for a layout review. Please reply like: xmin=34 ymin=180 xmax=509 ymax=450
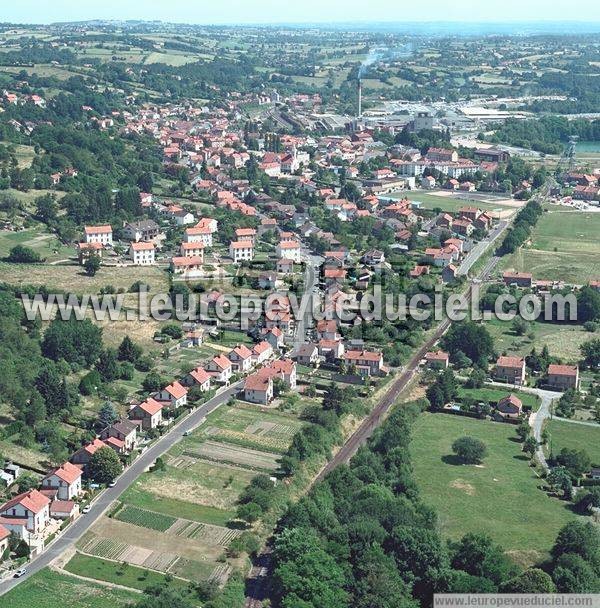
xmin=411 ymin=412 xmax=575 ymax=563
xmin=64 ymin=553 xmax=190 ymax=593
xmin=546 ymin=419 xmax=600 ymax=466
xmin=389 ymin=190 xmax=518 ymax=214
xmin=501 ymin=209 xmax=600 ymax=284
xmin=2 ymin=568 xmax=138 ymax=608
xmin=121 ymin=482 xmax=236 ymax=526
xmin=114 ymin=504 xmax=176 ymax=532
xmin=0 ymin=227 xmax=74 ymax=262
xmin=485 ymin=317 xmax=589 ymax=362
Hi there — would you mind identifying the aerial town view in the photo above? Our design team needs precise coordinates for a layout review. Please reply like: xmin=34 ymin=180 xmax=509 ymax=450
xmin=0 ymin=1 xmax=599 ymax=607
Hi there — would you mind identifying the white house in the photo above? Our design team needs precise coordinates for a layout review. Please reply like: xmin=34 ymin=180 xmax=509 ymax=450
xmin=41 ymin=462 xmax=82 ymax=501
xmin=235 ymin=227 xmax=257 ymax=244
xmin=180 ymin=242 xmax=205 ymax=258
xmin=84 ymin=225 xmax=113 ymax=246
xmin=252 ymin=340 xmax=273 ymax=365
xmin=171 ymin=256 xmax=203 ymax=278
xmin=0 ymin=489 xmax=51 ymax=538
xmin=100 ymin=420 xmax=137 ymax=452
xmin=244 ymin=373 xmax=273 ymax=405
xmin=183 ymin=367 xmax=212 ymax=392
xmin=129 ymin=241 xmax=155 ymax=265
xmin=228 ymin=344 xmax=254 ymax=372
xmin=206 ymin=354 xmax=233 ymax=383
xmin=156 ymin=381 xmax=188 ymax=409
xmin=276 ymin=240 xmax=302 ymax=263
xmin=184 ymin=224 xmax=214 ymax=247
xmin=261 ymin=327 xmax=285 ymax=350
xmin=129 ymin=398 xmax=163 ymax=430
xmin=229 ymin=240 xmax=254 ymax=263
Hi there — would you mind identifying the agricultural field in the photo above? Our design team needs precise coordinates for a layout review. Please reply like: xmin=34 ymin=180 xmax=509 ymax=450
xmin=193 ymin=403 xmax=305 ymax=453
xmin=545 ymin=419 xmax=600 ymax=466
xmin=500 ymin=208 xmax=600 ymax=284
xmin=2 ymin=568 xmax=138 ymax=608
xmin=78 ymin=512 xmax=234 ymax=585
xmin=484 ymin=317 xmax=590 ymax=362
xmin=64 ymin=553 xmax=190 ymax=593
xmin=411 ymin=412 xmax=576 ymax=564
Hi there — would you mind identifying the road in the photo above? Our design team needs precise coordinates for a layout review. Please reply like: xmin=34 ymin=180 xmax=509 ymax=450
xmin=528 ymin=387 xmax=559 ymax=472
xmin=551 ymin=416 xmax=600 ymax=428
xmin=456 ymin=220 xmax=507 ymax=276
xmin=0 ymin=380 xmax=244 ymax=597
xmin=292 ymin=250 xmax=322 ymax=349
xmin=244 ymin=220 xmax=512 ymax=606
xmin=472 ymin=379 xmax=559 ymax=472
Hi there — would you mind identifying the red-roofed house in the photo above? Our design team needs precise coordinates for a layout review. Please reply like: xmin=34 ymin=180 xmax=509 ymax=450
xmin=344 ymin=350 xmax=385 ymax=376
xmin=129 ymin=398 xmax=163 ymax=430
xmin=0 ymin=524 xmax=9 ymax=555
xmin=261 ymin=327 xmax=285 ymax=350
xmin=252 ymin=341 xmax=273 ymax=365
xmin=0 ymin=489 xmax=51 ymax=537
xmin=258 ymin=359 xmax=297 ymax=389
xmin=183 ymin=367 xmax=212 ymax=392
xmin=71 ymin=438 xmax=106 ymax=466
xmin=206 ymin=354 xmax=233 ymax=383
xmin=156 ymin=381 xmax=188 ymax=408
xmin=503 ymin=271 xmax=533 ymax=288
xmin=496 ymin=394 xmax=523 ymax=419
xmin=424 ymin=350 xmax=449 ymax=370
xmin=495 ymin=356 xmax=526 ymax=385
xmin=100 ymin=420 xmax=137 ymax=452
xmin=547 ymin=364 xmax=579 ymax=390
xmin=84 ymin=225 xmax=113 ymax=246
xmin=41 ymin=462 xmax=82 ymax=500
xmin=129 ymin=241 xmax=155 ymax=265
xmin=244 ymin=373 xmax=274 ymax=405
xmin=228 ymin=344 xmax=254 ymax=373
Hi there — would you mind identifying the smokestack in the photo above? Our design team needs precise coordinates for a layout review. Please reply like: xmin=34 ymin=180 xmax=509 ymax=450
xmin=358 ymin=79 xmax=362 ymax=119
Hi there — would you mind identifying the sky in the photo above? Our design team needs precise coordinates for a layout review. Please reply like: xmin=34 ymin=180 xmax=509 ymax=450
xmin=2 ymin=0 xmax=600 ymax=25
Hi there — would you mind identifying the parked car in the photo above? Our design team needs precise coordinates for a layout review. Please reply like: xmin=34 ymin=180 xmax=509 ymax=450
xmin=14 ymin=568 xmax=27 ymax=578
xmin=82 ymin=505 xmax=91 ymax=514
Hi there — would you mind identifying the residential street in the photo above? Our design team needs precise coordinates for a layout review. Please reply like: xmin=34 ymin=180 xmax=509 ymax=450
xmin=0 ymin=380 xmax=244 ymax=597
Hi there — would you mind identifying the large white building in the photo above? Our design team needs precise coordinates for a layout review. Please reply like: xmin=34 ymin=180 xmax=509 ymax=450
xmin=84 ymin=225 xmax=113 ymax=246
xmin=229 ymin=240 xmax=254 ymax=263
xmin=129 ymin=241 xmax=155 ymax=265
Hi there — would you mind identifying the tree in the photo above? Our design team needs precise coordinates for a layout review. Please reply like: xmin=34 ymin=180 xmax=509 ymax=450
xmin=573 ymin=487 xmax=600 ymax=514
xmin=79 ymin=369 xmax=102 ymax=396
xmin=42 ymin=318 xmax=102 ymax=366
xmin=547 ymin=466 xmax=573 ymax=499
xmin=552 ymin=553 xmax=600 ymax=593
xmin=450 ymin=533 xmax=516 ymax=585
xmin=512 ymin=317 xmax=528 ymax=336
xmin=555 ymin=448 xmax=591 ymax=480
xmin=500 ymin=568 xmax=556 ymax=593
xmin=523 ymin=436 xmax=538 ymax=458
xmin=551 ymin=520 xmax=600 ymax=563
xmin=580 ymin=338 xmax=600 ymax=368
xmin=117 ymin=335 xmax=142 ymax=363
xmin=84 ymin=254 xmax=101 ymax=276
xmin=88 ymin=446 xmax=122 ymax=484
xmin=452 ymin=437 xmax=487 ymax=464
xmin=236 ymin=502 xmax=261 ymax=523
xmin=7 ymin=244 xmax=42 ymax=263
xmin=98 ymin=401 xmax=118 ymax=429
xmin=96 ymin=349 xmax=120 ymax=382
xmin=142 ymin=371 xmax=164 ymax=393
xmin=577 ymin=287 xmax=600 ymax=324
xmin=135 ymin=588 xmax=196 ymax=608
xmin=441 ymin=322 xmax=495 ymax=367
xmin=516 ymin=421 xmax=531 ymax=442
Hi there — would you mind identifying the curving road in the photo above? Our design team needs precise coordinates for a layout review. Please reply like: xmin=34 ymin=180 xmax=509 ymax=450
xmin=0 ymin=380 xmax=244 ymax=597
